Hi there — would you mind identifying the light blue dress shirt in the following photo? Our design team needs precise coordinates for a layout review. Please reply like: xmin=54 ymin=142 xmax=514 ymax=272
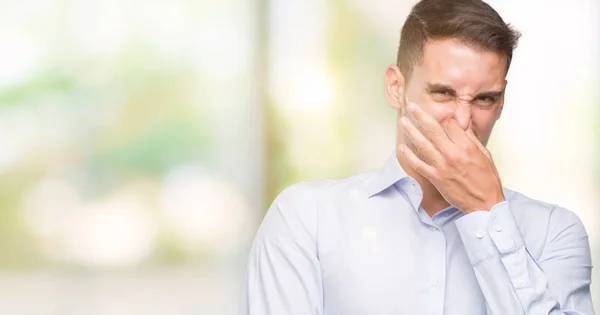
xmin=239 ymin=155 xmax=595 ymax=315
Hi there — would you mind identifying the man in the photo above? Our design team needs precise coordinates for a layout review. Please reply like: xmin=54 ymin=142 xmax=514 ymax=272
xmin=239 ymin=0 xmax=595 ymax=314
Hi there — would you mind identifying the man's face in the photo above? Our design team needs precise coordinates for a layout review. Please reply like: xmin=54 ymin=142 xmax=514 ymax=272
xmin=387 ymin=39 xmax=507 ymax=149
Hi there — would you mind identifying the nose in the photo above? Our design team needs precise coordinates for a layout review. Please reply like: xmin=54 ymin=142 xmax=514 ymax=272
xmin=453 ymin=100 xmax=472 ymax=130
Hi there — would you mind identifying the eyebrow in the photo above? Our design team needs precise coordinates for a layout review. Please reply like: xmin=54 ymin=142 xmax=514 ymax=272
xmin=425 ymin=83 xmax=504 ymax=99
xmin=425 ymin=83 xmax=456 ymax=95
xmin=474 ymin=91 xmax=504 ymax=99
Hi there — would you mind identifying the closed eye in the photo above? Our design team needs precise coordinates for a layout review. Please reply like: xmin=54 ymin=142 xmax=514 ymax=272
xmin=425 ymin=83 xmax=457 ymax=101
xmin=473 ymin=91 xmax=503 ymax=107
xmin=429 ymin=88 xmax=456 ymax=96
xmin=473 ymin=95 xmax=500 ymax=107
xmin=477 ymin=96 xmax=497 ymax=103
xmin=428 ymin=89 xmax=456 ymax=101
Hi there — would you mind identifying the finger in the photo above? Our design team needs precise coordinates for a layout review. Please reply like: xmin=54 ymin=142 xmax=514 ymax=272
xmin=445 ymin=119 xmax=470 ymax=146
xmin=400 ymin=116 xmax=444 ymax=167
xmin=466 ymin=129 xmax=492 ymax=161
xmin=407 ymin=102 xmax=452 ymax=153
xmin=399 ymin=143 xmax=437 ymax=180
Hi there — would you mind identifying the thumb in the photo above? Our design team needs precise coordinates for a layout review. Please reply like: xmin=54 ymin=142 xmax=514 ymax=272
xmin=466 ymin=129 xmax=492 ymax=161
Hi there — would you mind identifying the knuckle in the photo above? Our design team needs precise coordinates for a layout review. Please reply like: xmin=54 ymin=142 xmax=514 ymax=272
xmin=425 ymin=125 xmax=439 ymax=136
xmin=444 ymin=150 xmax=459 ymax=165
xmin=415 ymin=142 xmax=427 ymax=153
xmin=436 ymin=159 xmax=449 ymax=173
xmin=463 ymin=142 xmax=476 ymax=153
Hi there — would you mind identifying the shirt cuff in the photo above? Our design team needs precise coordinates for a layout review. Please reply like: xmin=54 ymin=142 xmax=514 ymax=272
xmin=455 ymin=201 xmax=525 ymax=265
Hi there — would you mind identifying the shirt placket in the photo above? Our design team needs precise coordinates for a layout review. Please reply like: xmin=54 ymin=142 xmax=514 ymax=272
xmin=425 ymin=222 xmax=447 ymax=315
xmin=400 ymin=179 xmax=448 ymax=315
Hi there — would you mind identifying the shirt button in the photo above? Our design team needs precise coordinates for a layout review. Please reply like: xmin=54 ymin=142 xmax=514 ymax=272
xmin=429 ymin=279 xmax=438 ymax=287
xmin=430 ymin=226 xmax=437 ymax=231
xmin=514 ymin=280 xmax=526 ymax=289
xmin=494 ymin=224 xmax=503 ymax=232
xmin=475 ymin=230 xmax=485 ymax=239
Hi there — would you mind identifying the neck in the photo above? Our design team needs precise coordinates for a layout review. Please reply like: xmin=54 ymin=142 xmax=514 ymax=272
xmin=396 ymin=153 xmax=450 ymax=217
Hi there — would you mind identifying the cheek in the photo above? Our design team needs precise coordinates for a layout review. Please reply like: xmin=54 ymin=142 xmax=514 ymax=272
xmin=471 ymin=111 xmax=498 ymax=136
xmin=420 ymin=101 xmax=454 ymax=123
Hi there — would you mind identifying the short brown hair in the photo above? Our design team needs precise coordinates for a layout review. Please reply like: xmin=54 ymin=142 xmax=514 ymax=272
xmin=397 ymin=0 xmax=521 ymax=81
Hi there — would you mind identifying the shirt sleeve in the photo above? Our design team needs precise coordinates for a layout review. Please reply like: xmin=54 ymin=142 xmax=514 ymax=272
xmin=238 ymin=183 xmax=323 ymax=315
xmin=454 ymin=202 xmax=595 ymax=315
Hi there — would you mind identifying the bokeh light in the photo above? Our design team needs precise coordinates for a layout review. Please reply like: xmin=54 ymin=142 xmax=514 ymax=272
xmin=0 ymin=0 xmax=597 ymax=314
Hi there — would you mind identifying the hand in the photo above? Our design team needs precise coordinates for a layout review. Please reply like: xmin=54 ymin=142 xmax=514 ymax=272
xmin=399 ymin=102 xmax=505 ymax=213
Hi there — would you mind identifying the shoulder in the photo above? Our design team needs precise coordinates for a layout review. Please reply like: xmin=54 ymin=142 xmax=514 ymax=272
xmin=262 ymin=170 xmax=378 ymax=237
xmin=273 ymin=169 xmax=378 ymax=209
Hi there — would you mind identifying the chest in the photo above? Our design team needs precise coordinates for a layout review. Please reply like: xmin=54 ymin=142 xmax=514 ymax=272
xmin=317 ymin=208 xmax=488 ymax=315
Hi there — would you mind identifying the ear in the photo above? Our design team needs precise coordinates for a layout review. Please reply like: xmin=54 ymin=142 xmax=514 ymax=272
xmin=497 ymin=79 xmax=507 ymax=120
xmin=384 ymin=65 xmax=406 ymax=112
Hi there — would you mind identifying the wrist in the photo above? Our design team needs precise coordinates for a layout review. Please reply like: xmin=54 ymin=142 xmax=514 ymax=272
xmin=464 ymin=192 xmax=505 ymax=214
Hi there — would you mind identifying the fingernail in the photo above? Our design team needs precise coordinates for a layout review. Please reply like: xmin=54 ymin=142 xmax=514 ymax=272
xmin=408 ymin=102 xmax=416 ymax=112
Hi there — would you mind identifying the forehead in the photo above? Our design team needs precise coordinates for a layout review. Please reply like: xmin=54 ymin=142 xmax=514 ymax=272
xmin=414 ymin=39 xmax=507 ymax=92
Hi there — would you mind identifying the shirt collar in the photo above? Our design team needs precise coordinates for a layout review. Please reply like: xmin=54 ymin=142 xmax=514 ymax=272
xmin=364 ymin=154 xmax=410 ymax=197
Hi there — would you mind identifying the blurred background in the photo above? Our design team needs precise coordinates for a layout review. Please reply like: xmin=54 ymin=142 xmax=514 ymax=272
xmin=0 ymin=0 xmax=598 ymax=314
